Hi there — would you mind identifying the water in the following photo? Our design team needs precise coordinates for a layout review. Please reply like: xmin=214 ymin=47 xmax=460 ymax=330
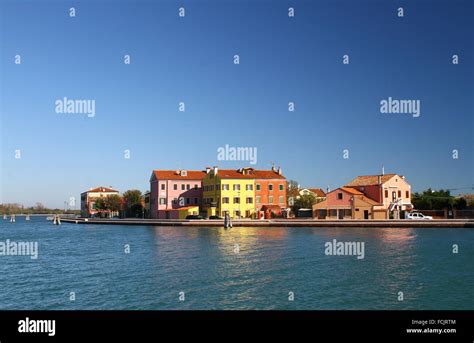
xmin=0 ymin=216 xmax=473 ymax=310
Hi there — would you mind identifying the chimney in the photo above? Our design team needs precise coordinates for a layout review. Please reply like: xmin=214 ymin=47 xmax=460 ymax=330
xmin=326 ymin=186 xmax=331 ymax=193
xmin=277 ymin=166 xmax=282 ymax=175
xmin=378 ymin=175 xmax=382 ymax=185
xmin=206 ymin=167 xmax=211 ymax=174
xmin=271 ymin=164 xmax=275 ymax=172
xmin=213 ymin=166 xmax=218 ymax=175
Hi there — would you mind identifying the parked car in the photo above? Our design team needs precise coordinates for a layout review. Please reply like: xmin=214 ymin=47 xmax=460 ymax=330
xmin=208 ymin=215 xmax=223 ymax=220
xmin=185 ymin=215 xmax=204 ymax=220
xmin=406 ymin=212 xmax=433 ymax=220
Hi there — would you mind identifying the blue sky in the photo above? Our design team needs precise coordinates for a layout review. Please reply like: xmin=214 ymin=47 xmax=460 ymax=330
xmin=1 ymin=0 xmax=473 ymax=208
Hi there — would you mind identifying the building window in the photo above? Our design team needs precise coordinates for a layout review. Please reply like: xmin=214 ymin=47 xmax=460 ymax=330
xmin=173 ymin=184 xmax=178 ymax=190
xmin=406 ymin=191 xmax=410 ymax=198
xmin=186 ymin=198 xmax=190 ymax=204
xmin=181 ymin=184 xmax=185 ymax=191
xmin=216 ymin=184 xmax=220 ymax=191
xmin=269 ymin=184 xmax=273 ymax=191
xmin=344 ymin=209 xmax=352 ymax=217
xmin=234 ymin=211 xmax=241 ymax=218
xmin=245 ymin=210 xmax=251 ymax=218
xmin=279 ymin=196 xmax=284 ymax=204
xmin=194 ymin=184 xmax=198 ymax=190
xmin=337 ymin=193 xmax=343 ymax=200
xmin=256 ymin=184 xmax=261 ymax=191
xmin=161 ymin=184 xmax=165 ymax=190
xmin=256 ymin=196 xmax=261 ymax=204
xmin=385 ymin=190 xmax=389 ymax=198
xmin=194 ymin=198 xmax=198 ymax=204
xmin=269 ymin=196 xmax=274 ymax=204
xmin=223 ymin=197 xmax=229 ymax=204
xmin=233 ymin=184 xmax=241 ymax=191
xmin=246 ymin=197 xmax=253 ymax=204
xmin=246 ymin=184 xmax=253 ymax=191
xmin=398 ymin=190 xmax=401 ymax=198
xmin=187 ymin=184 xmax=190 ymax=190
xmin=159 ymin=198 xmax=166 ymax=205
xmin=279 ymin=184 xmax=284 ymax=191
xmin=234 ymin=197 xmax=240 ymax=204
xmin=329 ymin=209 xmax=337 ymax=217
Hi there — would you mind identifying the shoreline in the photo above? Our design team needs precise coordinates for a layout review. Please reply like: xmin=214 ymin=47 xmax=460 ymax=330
xmin=60 ymin=218 xmax=474 ymax=228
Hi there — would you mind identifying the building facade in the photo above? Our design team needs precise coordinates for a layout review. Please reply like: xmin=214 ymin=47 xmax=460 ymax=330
xmin=299 ymin=188 xmax=326 ymax=201
xmin=313 ymin=173 xmax=413 ymax=220
xmin=202 ymin=166 xmax=287 ymax=219
xmin=345 ymin=174 xmax=412 ymax=218
xmin=80 ymin=186 xmax=120 ymax=218
xmin=150 ymin=169 xmax=206 ymax=219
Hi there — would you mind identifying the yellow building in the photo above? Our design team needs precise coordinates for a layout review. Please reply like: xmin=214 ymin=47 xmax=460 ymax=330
xmin=202 ymin=167 xmax=257 ymax=219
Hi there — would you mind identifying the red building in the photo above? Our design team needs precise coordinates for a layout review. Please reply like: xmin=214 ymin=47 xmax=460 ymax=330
xmin=254 ymin=166 xmax=287 ymax=218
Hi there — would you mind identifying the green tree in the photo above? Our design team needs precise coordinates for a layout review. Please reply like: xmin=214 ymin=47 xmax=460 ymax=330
xmin=94 ymin=197 xmax=108 ymax=217
xmin=286 ymin=179 xmax=300 ymax=206
xmin=291 ymin=194 xmax=316 ymax=215
xmin=412 ymin=189 xmax=454 ymax=210
xmin=123 ymin=190 xmax=143 ymax=217
xmin=106 ymin=194 xmax=122 ymax=212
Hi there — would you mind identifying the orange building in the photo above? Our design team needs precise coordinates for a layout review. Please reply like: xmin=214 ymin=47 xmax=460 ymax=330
xmin=254 ymin=166 xmax=287 ymax=218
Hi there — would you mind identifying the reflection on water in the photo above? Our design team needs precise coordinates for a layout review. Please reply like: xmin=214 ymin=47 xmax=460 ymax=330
xmin=0 ymin=218 xmax=473 ymax=310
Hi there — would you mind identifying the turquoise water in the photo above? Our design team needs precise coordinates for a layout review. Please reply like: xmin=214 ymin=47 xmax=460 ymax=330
xmin=0 ymin=216 xmax=473 ymax=310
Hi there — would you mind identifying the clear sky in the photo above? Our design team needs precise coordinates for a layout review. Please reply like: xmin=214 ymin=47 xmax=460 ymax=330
xmin=1 ymin=0 xmax=473 ymax=208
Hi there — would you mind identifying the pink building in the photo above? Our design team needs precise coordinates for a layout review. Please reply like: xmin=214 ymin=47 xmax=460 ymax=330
xmin=150 ymin=169 xmax=206 ymax=219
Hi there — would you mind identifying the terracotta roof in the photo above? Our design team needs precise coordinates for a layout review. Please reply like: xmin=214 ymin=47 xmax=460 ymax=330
xmin=345 ymin=174 xmax=397 ymax=187
xmin=152 ymin=170 xmax=207 ymax=180
xmin=307 ymin=188 xmax=326 ymax=197
xmin=339 ymin=187 xmax=364 ymax=195
xmin=359 ymin=196 xmax=381 ymax=206
xmin=216 ymin=169 xmax=286 ymax=180
xmin=84 ymin=186 xmax=119 ymax=193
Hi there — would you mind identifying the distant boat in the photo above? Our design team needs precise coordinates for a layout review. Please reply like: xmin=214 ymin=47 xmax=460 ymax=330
xmin=26 ymin=215 xmax=30 ymax=221
xmin=10 ymin=215 xmax=15 ymax=223
xmin=3 ymin=215 xmax=6 ymax=220
xmin=46 ymin=216 xmax=54 ymax=221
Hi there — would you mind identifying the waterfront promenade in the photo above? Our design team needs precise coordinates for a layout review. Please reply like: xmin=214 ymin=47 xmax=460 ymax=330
xmin=61 ymin=218 xmax=474 ymax=228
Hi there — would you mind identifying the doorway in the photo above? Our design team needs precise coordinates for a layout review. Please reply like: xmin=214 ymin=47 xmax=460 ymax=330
xmin=364 ymin=210 xmax=369 ymax=219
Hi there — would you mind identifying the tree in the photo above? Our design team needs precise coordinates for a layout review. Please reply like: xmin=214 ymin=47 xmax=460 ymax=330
xmin=106 ymin=194 xmax=122 ymax=212
xmin=412 ymin=189 xmax=455 ymax=210
xmin=94 ymin=198 xmax=108 ymax=217
xmin=35 ymin=202 xmax=45 ymax=211
xmin=291 ymin=194 xmax=316 ymax=215
xmin=286 ymin=179 xmax=300 ymax=206
xmin=122 ymin=190 xmax=143 ymax=217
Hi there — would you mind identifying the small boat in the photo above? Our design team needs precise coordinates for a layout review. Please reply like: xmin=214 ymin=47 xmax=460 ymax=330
xmin=10 ymin=215 xmax=15 ymax=223
xmin=46 ymin=216 xmax=54 ymax=221
xmin=26 ymin=215 xmax=30 ymax=221
xmin=3 ymin=215 xmax=6 ymax=220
